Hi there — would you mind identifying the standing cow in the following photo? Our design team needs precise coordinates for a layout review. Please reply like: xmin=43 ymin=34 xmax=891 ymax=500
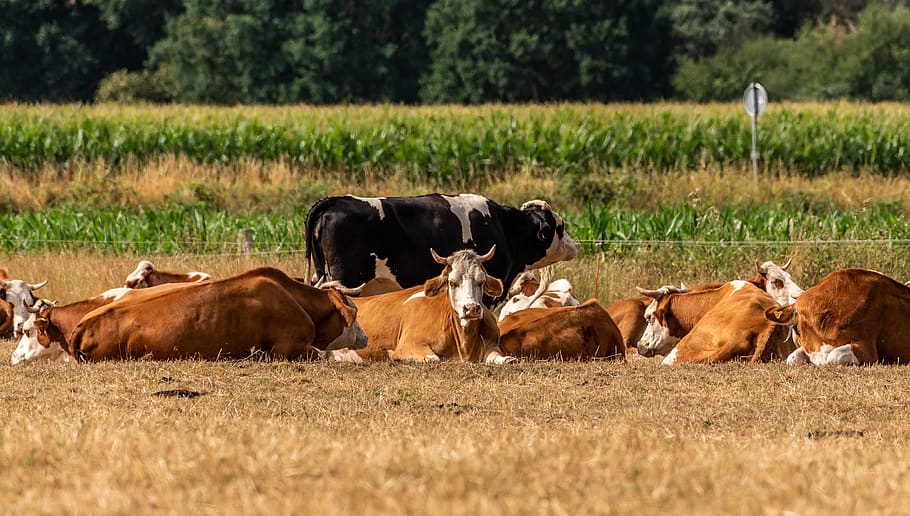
xmin=304 ymin=194 xmax=578 ymax=302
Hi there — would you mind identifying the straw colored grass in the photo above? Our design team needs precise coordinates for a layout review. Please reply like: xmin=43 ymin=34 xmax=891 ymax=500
xmin=1 ymin=347 xmax=909 ymax=515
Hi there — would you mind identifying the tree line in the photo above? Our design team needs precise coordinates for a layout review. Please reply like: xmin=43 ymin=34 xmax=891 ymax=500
xmin=2 ymin=0 xmax=909 ymax=104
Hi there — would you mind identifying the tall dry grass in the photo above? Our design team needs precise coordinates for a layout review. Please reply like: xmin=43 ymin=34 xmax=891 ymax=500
xmin=1 ymin=350 xmax=909 ymax=514
xmin=4 ymin=157 xmax=910 ymax=214
xmin=3 ymin=249 xmax=910 ymax=514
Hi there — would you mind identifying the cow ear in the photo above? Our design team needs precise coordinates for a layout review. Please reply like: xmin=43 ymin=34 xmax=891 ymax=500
xmin=326 ymin=290 xmax=358 ymax=327
xmin=764 ymin=305 xmax=795 ymax=325
xmin=424 ymin=275 xmax=447 ymax=297
xmin=484 ymin=276 xmax=503 ymax=297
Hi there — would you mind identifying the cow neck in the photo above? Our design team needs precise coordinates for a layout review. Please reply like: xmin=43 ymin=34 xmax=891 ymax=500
xmin=442 ymin=307 xmax=487 ymax=362
xmin=665 ymin=294 xmax=710 ymax=336
xmin=44 ymin=308 xmax=72 ymax=353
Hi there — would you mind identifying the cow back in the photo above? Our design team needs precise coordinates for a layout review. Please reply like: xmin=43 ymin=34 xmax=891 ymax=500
xmin=499 ymin=300 xmax=624 ymax=360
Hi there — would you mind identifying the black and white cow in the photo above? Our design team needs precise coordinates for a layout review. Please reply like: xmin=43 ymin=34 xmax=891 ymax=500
xmin=304 ymin=194 xmax=578 ymax=302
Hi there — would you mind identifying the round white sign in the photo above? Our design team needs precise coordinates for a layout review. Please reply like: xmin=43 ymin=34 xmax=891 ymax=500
xmin=743 ymin=83 xmax=767 ymax=116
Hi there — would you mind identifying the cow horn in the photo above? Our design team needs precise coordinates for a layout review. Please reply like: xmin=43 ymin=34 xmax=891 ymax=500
xmin=782 ymin=258 xmax=792 ymax=270
xmin=29 ymin=280 xmax=48 ymax=290
xmin=321 ymin=281 xmax=366 ymax=296
xmin=313 ymin=275 xmax=327 ymax=288
xmin=25 ymin=302 xmax=40 ymax=313
xmin=636 ymin=287 xmax=667 ymax=299
xmin=430 ymin=248 xmax=448 ymax=265
xmin=478 ymin=245 xmax=496 ymax=262
xmin=755 ymin=260 xmax=766 ymax=274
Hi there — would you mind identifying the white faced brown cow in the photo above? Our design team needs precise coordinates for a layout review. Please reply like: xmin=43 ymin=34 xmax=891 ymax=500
xmin=124 ymin=260 xmax=211 ymax=288
xmin=0 ymin=275 xmax=49 ymax=338
xmin=327 ymin=247 xmax=514 ymax=364
xmin=765 ymin=268 xmax=910 ymax=366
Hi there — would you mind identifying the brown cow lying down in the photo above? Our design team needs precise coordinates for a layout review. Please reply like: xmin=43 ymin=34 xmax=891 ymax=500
xmin=326 ymin=247 xmax=515 ymax=364
xmin=662 ymin=287 xmax=794 ymax=365
xmin=765 ymin=268 xmax=910 ymax=365
xmin=498 ymin=300 xmax=625 ymax=360
xmin=67 ymin=267 xmax=366 ymax=361
xmin=124 ymin=260 xmax=211 ymax=288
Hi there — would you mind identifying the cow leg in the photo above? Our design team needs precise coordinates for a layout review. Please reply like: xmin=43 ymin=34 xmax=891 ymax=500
xmin=483 ymin=349 xmax=517 ymax=364
xmin=825 ymin=344 xmax=862 ymax=365
xmin=786 ymin=347 xmax=810 ymax=366
xmin=391 ymin=343 xmax=441 ymax=363
xmin=661 ymin=347 xmax=679 ymax=365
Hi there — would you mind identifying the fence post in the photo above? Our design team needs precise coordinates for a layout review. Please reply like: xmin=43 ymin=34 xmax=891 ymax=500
xmin=237 ymin=229 xmax=253 ymax=256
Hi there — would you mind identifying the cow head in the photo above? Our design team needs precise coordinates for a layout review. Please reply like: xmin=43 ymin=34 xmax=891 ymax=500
xmin=124 ymin=260 xmax=155 ymax=288
xmin=317 ymin=285 xmax=369 ymax=351
xmin=424 ymin=246 xmax=503 ymax=327
xmin=521 ymin=200 xmax=579 ymax=269
xmin=0 ymin=277 xmax=48 ymax=337
xmin=635 ymin=285 xmax=686 ymax=357
xmin=753 ymin=259 xmax=803 ymax=305
xmin=11 ymin=299 xmax=69 ymax=365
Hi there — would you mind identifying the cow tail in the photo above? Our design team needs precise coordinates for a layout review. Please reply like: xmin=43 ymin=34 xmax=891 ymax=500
xmin=304 ymin=199 xmax=327 ymax=285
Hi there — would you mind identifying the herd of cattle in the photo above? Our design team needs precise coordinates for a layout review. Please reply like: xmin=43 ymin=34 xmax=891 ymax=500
xmin=2 ymin=193 xmax=909 ymax=367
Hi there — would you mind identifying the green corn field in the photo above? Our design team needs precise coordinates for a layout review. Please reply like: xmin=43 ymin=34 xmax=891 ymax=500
xmin=3 ymin=103 xmax=910 ymax=183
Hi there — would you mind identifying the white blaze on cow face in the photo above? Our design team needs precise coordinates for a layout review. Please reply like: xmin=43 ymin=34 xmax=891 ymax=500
xmin=124 ymin=260 xmax=155 ymax=288
xmin=427 ymin=247 xmax=500 ymax=327
xmin=758 ymin=260 xmax=803 ymax=305
xmin=442 ymin=194 xmax=492 ymax=244
xmin=0 ymin=278 xmax=48 ymax=337
xmin=351 ymin=196 xmax=386 ymax=220
xmin=11 ymin=313 xmax=68 ymax=365
xmin=521 ymin=200 xmax=579 ymax=270
xmin=636 ymin=299 xmax=680 ymax=357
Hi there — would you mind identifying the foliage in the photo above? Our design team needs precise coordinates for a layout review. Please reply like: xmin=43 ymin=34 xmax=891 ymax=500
xmin=3 ymin=103 xmax=910 ymax=181
xmin=420 ymin=0 xmax=674 ymax=103
xmin=0 ymin=0 xmax=143 ymax=101
xmin=148 ymin=0 xmax=431 ymax=104
xmin=95 ymin=68 xmax=176 ymax=103
xmin=665 ymin=0 xmax=773 ymax=60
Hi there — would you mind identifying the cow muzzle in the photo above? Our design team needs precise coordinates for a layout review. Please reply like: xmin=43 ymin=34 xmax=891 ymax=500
xmin=460 ymin=303 xmax=483 ymax=320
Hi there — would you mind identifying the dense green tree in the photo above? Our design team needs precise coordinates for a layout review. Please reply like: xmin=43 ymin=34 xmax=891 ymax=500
xmin=149 ymin=0 xmax=430 ymax=104
xmin=419 ymin=0 xmax=674 ymax=103
xmin=841 ymin=3 xmax=910 ymax=100
xmin=0 ymin=0 xmax=142 ymax=101
xmin=666 ymin=0 xmax=773 ymax=60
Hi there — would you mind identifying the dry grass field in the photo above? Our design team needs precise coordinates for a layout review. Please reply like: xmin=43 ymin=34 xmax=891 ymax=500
xmin=3 ymin=253 xmax=910 ymax=514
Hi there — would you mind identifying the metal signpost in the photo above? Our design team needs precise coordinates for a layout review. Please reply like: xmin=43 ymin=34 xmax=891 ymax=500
xmin=743 ymin=82 xmax=767 ymax=178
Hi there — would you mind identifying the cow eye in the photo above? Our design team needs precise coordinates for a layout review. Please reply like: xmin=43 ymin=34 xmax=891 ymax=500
xmin=773 ymin=279 xmax=784 ymax=288
xmin=449 ymin=281 xmax=458 ymax=289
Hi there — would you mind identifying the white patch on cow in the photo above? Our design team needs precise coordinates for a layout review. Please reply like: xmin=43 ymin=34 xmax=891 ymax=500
xmin=101 ymin=287 xmax=132 ymax=301
xmin=442 ymin=194 xmax=491 ymax=244
xmin=786 ymin=347 xmax=810 ymax=366
xmin=405 ymin=291 xmax=426 ymax=304
xmin=372 ymin=254 xmax=400 ymax=285
xmin=759 ymin=261 xmax=803 ymax=305
xmin=826 ymin=344 xmax=860 ymax=365
xmin=808 ymin=344 xmax=835 ymax=366
xmin=351 ymin=196 xmax=386 ymax=220
xmin=0 ymin=278 xmax=48 ymax=338
xmin=11 ymin=317 xmax=69 ymax=365
xmin=486 ymin=354 xmax=517 ymax=365
xmin=661 ymin=347 xmax=679 ymax=366
xmin=728 ymin=280 xmax=748 ymax=294
xmin=326 ymin=349 xmax=364 ymax=363
xmin=424 ymin=354 xmax=442 ymax=363
xmin=524 ymin=228 xmax=579 ymax=270
xmin=637 ymin=300 xmax=680 ymax=357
